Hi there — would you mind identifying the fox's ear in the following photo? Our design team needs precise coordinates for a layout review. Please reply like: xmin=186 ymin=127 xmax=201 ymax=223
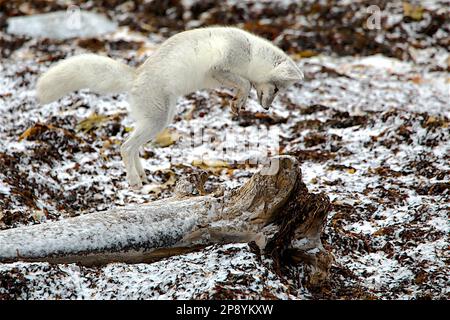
xmin=271 ymin=61 xmax=304 ymax=83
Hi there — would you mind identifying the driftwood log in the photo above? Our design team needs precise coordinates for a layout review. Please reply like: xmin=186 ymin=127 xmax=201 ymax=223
xmin=0 ymin=156 xmax=332 ymax=286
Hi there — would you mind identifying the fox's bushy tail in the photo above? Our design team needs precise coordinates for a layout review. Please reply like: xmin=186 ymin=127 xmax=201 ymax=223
xmin=36 ymin=54 xmax=135 ymax=104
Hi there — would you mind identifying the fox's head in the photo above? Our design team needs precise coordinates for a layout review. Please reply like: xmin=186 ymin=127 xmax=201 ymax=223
xmin=254 ymin=60 xmax=303 ymax=110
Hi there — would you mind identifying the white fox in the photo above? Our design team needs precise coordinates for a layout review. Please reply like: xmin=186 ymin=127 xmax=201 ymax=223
xmin=36 ymin=27 xmax=304 ymax=189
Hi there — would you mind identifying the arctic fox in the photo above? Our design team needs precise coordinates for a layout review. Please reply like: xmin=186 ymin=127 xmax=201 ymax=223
xmin=36 ymin=27 xmax=304 ymax=189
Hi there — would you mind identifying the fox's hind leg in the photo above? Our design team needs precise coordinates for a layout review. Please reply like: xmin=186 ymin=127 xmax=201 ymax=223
xmin=121 ymin=110 xmax=169 ymax=190
xmin=132 ymin=99 xmax=177 ymax=184
xmin=121 ymin=119 xmax=167 ymax=189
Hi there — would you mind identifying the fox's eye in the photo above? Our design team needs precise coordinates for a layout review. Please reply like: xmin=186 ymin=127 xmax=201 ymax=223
xmin=274 ymin=86 xmax=279 ymax=94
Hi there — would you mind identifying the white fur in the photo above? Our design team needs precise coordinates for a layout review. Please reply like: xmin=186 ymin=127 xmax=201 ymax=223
xmin=36 ymin=27 xmax=303 ymax=189
xmin=36 ymin=54 xmax=135 ymax=104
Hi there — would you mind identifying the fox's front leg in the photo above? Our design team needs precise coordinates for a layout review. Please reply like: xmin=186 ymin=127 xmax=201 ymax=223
xmin=231 ymin=88 xmax=250 ymax=115
xmin=211 ymin=69 xmax=251 ymax=115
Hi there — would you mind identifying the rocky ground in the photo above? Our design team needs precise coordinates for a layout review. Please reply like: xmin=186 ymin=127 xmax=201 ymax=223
xmin=0 ymin=0 xmax=449 ymax=299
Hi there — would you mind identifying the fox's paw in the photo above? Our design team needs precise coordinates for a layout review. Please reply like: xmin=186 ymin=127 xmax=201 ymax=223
xmin=230 ymin=96 xmax=246 ymax=115
xmin=130 ymin=180 xmax=143 ymax=190
xmin=127 ymin=175 xmax=143 ymax=190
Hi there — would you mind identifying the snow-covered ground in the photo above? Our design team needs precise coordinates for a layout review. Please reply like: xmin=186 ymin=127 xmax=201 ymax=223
xmin=0 ymin=244 xmax=300 ymax=300
xmin=0 ymin=0 xmax=449 ymax=299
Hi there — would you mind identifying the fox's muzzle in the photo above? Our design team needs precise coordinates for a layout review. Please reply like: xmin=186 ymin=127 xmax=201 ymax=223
xmin=257 ymin=91 xmax=272 ymax=110
xmin=258 ymin=93 xmax=274 ymax=110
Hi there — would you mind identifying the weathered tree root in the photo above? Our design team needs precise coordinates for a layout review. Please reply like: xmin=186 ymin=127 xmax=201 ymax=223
xmin=265 ymin=176 xmax=332 ymax=286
